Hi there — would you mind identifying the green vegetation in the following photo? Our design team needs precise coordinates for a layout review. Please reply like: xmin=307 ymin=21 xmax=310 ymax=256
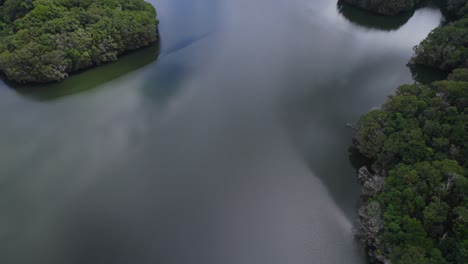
xmin=337 ymin=1 xmax=414 ymax=31
xmin=343 ymin=0 xmax=468 ymax=72
xmin=341 ymin=0 xmax=422 ymax=16
xmin=354 ymin=4 xmax=468 ymax=262
xmin=410 ymin=0 xmax=468 ymax=72
xmin=354 ymin=69 xmax=468 ymax=263
xmin=411 ymin=19 xmax=468 ymax=71
xmin=0 ymin=0 xmax=158 ymax=83
xmin=444 ymin=0 xmax=468 ymax=20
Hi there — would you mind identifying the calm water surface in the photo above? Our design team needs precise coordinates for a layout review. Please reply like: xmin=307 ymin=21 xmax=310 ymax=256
xmin=0 ymin=0 xmax=442 ymax=263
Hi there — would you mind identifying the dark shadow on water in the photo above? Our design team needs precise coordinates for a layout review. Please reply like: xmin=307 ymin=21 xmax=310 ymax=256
xmin=9 ymin=43 xmax=160 ymax=101
xmin=162 ymin=32 xmax=213 ymax=56
xmin=337 ymin=1 xmax=414 ymax=31
xmin=140 ymin=32 xmax=213 ymax=104
xmin=140 ymin=61 xmax=188 ymax=103
xmin=409 ymin=64 xmax=448 ymax=84
xmin=348 ymin=146 xmax=373 ymax=171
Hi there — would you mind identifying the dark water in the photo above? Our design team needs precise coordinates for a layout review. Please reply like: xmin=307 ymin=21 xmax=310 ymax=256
xmin=0 ymin=0 xmax=442 ymax=263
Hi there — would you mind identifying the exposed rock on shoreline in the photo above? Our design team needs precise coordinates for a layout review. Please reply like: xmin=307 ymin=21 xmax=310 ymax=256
xmin=358 ymin=201 xmax=387 ymax=263
xmin=357 ymin=167 xmax=387 ymax=263
xmin=358 ymin=167 xmax=384 ymax=198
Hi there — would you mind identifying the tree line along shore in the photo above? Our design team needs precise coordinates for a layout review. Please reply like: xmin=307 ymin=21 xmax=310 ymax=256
xmin=0 ymin=0 xmax=158 ymax=83
xmin=351 ymin=1 xmax=468 ymax=263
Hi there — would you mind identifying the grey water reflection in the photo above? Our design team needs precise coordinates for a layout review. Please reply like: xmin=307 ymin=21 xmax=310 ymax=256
xmin=0 ymin=0 xmax=443 ymax=264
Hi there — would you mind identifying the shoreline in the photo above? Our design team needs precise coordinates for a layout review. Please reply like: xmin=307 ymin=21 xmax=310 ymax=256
xmin=351 ymin=1 xmax=468 ymax=263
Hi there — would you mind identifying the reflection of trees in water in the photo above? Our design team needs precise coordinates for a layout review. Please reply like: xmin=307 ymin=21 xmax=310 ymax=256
xmin=337 ymin=1 xmax=413 ymax=31
xmin=348 ymin=145 xmax=373 ymax=171
xmin=11 ymin=43 xmax=160 ymax=101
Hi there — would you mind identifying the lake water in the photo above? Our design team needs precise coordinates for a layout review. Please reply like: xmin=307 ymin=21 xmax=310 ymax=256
xmin=0 ymin=0 xmax=443 ymax=263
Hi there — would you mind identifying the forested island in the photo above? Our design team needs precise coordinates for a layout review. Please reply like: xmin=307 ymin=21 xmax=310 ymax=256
xmin=0 ymin=0 xmax=158 ymax=83
xmin=343 ymin=0 xmax=468 ymax=17
xmin=353 ymin=1 xmax=468 ymax=263
xmin=342 ymin=0 xmax=423 ymax=15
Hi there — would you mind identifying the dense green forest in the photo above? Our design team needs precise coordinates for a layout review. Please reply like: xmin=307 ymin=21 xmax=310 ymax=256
xmin=354 ymin=1 xmax=468 ymax=263
xmin=411 ymin=6 xmax=468 ymax=71
xmin=412 ymin=17 xmax=468 ymax=71
xmin=444 ymin=0 xmax=468 ymax=20
xmin=0 ymin=0 xmax=158 ymax=83
xmin=343 ymin=0 xmax=468 ymax=72
xmin=411 ymin=0 xmax=468 ymax=71
xmin=355 ymin=69 xmax=468 ymax=264
xmin=341 ymin=0 xmax=422 ymax=15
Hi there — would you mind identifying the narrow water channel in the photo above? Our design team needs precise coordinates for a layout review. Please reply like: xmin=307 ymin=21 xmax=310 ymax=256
xmin=0 ymin=0 xmax=443 ymax=263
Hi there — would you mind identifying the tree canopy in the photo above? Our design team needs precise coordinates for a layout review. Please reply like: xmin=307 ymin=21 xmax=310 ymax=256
xmin=0 ymin=0 xmax=158 ymax=83
xmin=445 ymin=0 xmax=468 ymax=20
xmin=412 ymin=18 xmax=468 ymax=72
xmin=354 ymin=69 xmax=468 ymax=263
xmin=341 ymin=0 xmax=422 ymax=16
xmin=409 ymin=0 xmax=468 ymax=72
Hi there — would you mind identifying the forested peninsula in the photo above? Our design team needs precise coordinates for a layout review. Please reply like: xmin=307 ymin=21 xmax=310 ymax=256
xmin=412 ymin=17 xmax=468 ymax=71
xmin=0 ymin=0 xmax=158 ymax=83
xmin=353 ymin=1 xmax=468 ymax=263
xmin=342 ymin=0 xmax=422 ymax=15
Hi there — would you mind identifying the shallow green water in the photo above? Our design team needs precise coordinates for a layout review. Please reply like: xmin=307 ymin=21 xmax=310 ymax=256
xmin=11 ymin=44 xmax=160 ymax=101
